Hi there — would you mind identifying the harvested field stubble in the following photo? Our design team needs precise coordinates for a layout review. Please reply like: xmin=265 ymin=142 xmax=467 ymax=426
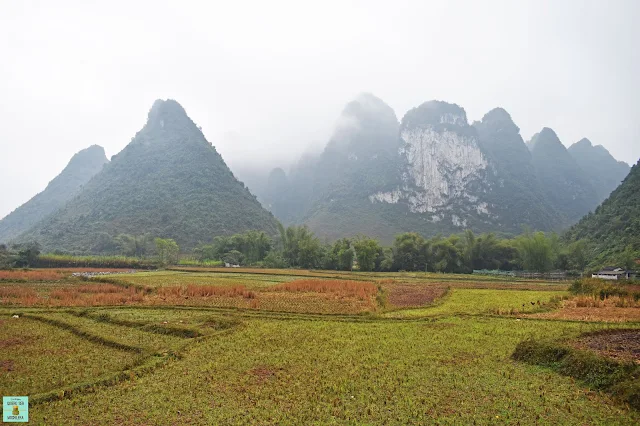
xmin=158 ymin=285 xmax=256 ymax=299
xmin=0 ymin=270 xmax=66 ymax=281
xmin=270 ymin=279 xmax=377 ymax=300
xmin=530 ymin=295 xmax=640 ymax=322
xmin=385 ymin=284 xmax=448 ymax=308
xmin=0 ymin=284 xmax=145 ymax=307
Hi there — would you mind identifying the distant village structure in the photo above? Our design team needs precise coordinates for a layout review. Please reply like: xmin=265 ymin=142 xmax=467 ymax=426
xmin=592 ymin=267 xmax=636 ymax=280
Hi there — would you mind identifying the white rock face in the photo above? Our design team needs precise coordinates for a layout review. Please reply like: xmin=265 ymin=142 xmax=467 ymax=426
xmin=475 ymin=202 xmax=489 ymax=215
xmin=369 ymin=189 xmax=402 ymax=204
xmin=369 ymin=117 xmax=492 ymax=220
xmin=400 ymin=127 xmax=487 ymax=212
xmin=440 ymin=113 xmax=466 ymax=126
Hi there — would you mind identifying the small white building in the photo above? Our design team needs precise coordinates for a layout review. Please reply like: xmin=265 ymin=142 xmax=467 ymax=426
xmin=592 ymin=267 xmax=636 ymax=280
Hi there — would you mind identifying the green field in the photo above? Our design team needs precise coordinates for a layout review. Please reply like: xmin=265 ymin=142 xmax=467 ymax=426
xmin=1 ymin=269 xmax=638 ymax=424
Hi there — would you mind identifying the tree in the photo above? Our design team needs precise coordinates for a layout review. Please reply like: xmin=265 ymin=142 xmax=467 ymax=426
xmin=323 ymin=238 xmax=353 ymax=271
xmin=193 ymin=244 xmax=217 ymax=262
xmin=0 ymin=244 xmax=15 ymax=269
xmin=13 ymin=242 xmax=40 ymax=267
xmin=222 ymin=250 xmax=244 ymax=266
xmin=620 ymin=245 xmax=637 ymax=271
xmin=514 ymin=231 xmax=554 ymax=272
xmin=281 ymin=225 xmax=322 ymax=268
xmin=392 ymin=233 xmax=428 ymax=271
xmin=379 ymin=248 xmax=394 ymax=272
xmin=263 ymin=250 xmax=287 ymax=268
xmin=353 ymin=236 xmax=381 ymax=272
xmin=155 ymin=238 xmax=179 ymax=265
xmin=431 ymin=237 xmax=463 ymax=273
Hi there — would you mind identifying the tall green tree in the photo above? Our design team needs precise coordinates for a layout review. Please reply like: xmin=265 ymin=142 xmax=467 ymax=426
xmin=13 ymin=242 xmax=40 ymax=267
xmin=282 ymin=225 xmax=322 ymax=268
xmin=431 ymin=237 xmax=463 ymax=273
xmin=392 ymin=233 xmax=428 ymax=271
xmin=324 ymin=238 xmax=354 ymax=271
xmin=155 ymin=238 xmax=179 ymax=265
xmin=353 ymin=236 xmax=381 ymax=272
xmin=514 ymin=231 xmax=554 ymax=272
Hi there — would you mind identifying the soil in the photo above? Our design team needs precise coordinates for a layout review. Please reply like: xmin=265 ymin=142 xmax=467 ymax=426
xmin=386 ymin=284 xmax=448 ymax=308
xmin=0 ymin=359 xmax=14 ymax=372
xmin=573 ymin=329 xmax=640 ymax=364
xmin=531 ymin=307 xmax=640 ymax=322
xmin=248 ymin=366 xmax=283 ymax=383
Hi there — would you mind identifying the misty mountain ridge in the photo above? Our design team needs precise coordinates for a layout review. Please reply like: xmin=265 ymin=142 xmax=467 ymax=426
xmin=528 ymin=127 xmax=599 ymax=223
xmin=14 ymin=99 xmax=280 ymax=252
xmin=567 ymin=137 xmax=630 ymax=203
xmin=257 ymin=94 xmax=630 ymax=243
xmin=4 ymin=95 xmax=632 ymax=250
xmin=0 ymin=145 xmax=108 ymax=243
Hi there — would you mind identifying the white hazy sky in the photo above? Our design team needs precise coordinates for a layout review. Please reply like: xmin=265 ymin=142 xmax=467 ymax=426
xmin=1 ymin=0 xmax=639 ymax=219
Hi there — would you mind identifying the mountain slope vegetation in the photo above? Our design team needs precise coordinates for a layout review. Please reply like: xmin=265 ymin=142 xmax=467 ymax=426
xmin=564 ymin=159 xmax=640 ymax=267
xmin=17 ymin=99 xmax=279 ymax=253
xmin=0 ymin=145 xmax=108 ymax=243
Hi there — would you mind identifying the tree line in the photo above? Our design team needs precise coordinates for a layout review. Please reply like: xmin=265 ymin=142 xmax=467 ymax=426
xmin=2 ymin=226 xmax=628 ymax=273
xmin=187 ymin=226 xmax=600 ymax=273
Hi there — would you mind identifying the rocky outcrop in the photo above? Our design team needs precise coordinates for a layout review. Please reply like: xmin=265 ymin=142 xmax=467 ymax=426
xmin=370 ymin=101 xmax=491 ymax=225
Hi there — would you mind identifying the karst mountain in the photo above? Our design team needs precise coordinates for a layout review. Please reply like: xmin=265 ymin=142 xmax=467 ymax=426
xmin=0 ymin=145 xmax=108 ymax=243
xmin=15 ymin=99 xmax=279 ymax=252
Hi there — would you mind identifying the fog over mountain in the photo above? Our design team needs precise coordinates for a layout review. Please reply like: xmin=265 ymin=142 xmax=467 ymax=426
xmin=1 ymin=1 xmax=639 ymax=221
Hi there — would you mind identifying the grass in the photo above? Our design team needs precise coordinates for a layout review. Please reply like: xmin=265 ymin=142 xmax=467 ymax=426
xmin=107 ymin=271 xmax=298 ymax=289
xmin=34 ymin=253 xmax=158 ymax=269
xmin=512 ymin=334 xmax=640 ymax=410
xmin=1 ymin=269 xmax=639 ymax=424
xmin=384 ymin=288 xmax=567 ymax=318
xmin=0 ymin=316 xmax=140 ymax=396
xmin=21 ymin=316 xmax=640 ymax=424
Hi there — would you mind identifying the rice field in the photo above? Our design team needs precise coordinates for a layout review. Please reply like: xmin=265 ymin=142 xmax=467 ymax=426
xmin=1 ymin=268 xmax=638 ymax=424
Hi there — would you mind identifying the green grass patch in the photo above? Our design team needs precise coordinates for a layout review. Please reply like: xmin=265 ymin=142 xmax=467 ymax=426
xmin=384 ymin=288 xmax=567 ymax=318
xmin=35 ymin=254 xmax=158 ymax=269
xmin=26 ymin=316 xmax=640 ymax=424
xmin=0 ymin=316 xmax=140 ymax=396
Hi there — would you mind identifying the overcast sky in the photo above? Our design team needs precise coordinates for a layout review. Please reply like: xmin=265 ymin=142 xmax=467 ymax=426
xmin=1 ymin=0 xmax=639 ymax=219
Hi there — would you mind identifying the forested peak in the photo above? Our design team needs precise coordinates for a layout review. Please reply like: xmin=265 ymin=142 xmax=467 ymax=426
xmin=477 ymin=107 xmax=520 ymax=134
xmin=401 ymin=100 xmax=468 ymax=129
xmin=340 ymin=93 xmax=398 ymax=125
xmin=16 ymin=98 xmax=279 ymax=252
xmin=571 ymin=137 xmax=593 ymax=149
xmin=326 ymin=93 xmax=399 ymax=154
xmin=529 ymin=127 xmax=564 ymax=152
xmin=569 ymin=138 xmax=628 ymax=166
xmin=144 ymin=99 xmax=195 ymax=133
xmin=268 ymin=167 xmax=287 ymax=183
xmin=68 ymin=145 xmax=109 ymax=167
xmin=148 ymin=98 xmax=187 ymax=119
